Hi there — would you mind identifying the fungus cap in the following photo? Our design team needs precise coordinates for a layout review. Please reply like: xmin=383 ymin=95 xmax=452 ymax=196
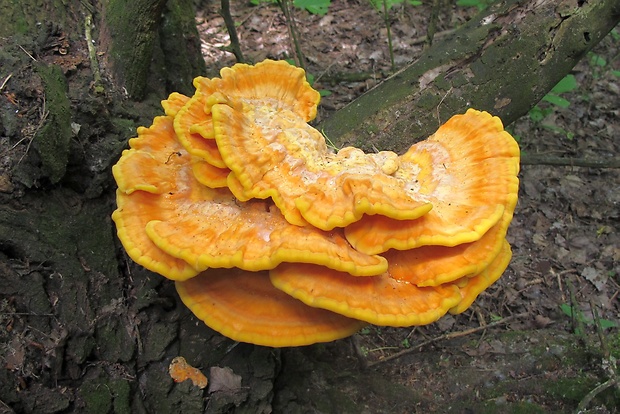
xmin=384 ymin=180 xmax=518 ymax=287
xmin=176 ymin=269 xmax=367 ymax=347
xmin=345 ymin=109 xmax=520 ymax=254
xmin=449 ymin=240 xmax=512 ymax=314
xmin=212 ymin=99 xmax=433 ymax=230
xmin=113 ymin=112 xmax=387 ymax=279
xmin=270 ymin=263 xmax=462 ymax=327
xmin=112 ymin=116 xmax=200 ymax=280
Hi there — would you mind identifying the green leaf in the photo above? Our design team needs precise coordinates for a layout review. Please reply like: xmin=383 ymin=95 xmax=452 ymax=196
xmin=369 ymin=0 xmax=404 ymax=11
xmin=528 ymin=105 xmax=549 ymax=122
xmin=560 ymin=303 xmax=574 ymax=318
xmin=551 ymin=74 xmax=577 ymax=94
xmin=294 ymin=0 xmax=331 ymax=14
xmin=589 ymin=54 xmax=607 ymax=67
xmin=542 ymin=94 xmax=571 ymax=108
xmin=456 ymin=0 xmax=487 ymax=9
xmin=599 ymin=319 xmax=618 ymax=329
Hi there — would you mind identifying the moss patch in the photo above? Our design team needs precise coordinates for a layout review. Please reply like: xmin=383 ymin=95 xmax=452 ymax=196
xmin=34 ymin=63 xmax=72 ymax=184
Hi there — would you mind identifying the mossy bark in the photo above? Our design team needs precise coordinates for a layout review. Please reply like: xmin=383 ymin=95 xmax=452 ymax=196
xmin=159 ymin=0 xmax=208 ymax=96
xmin=33 ymin=64 xmax=72 ymax=184
xmin=99 ymin=0 xmax=168 ymax=100
xmin=0 ymin=0 xmax=77 ymax=38
xmin=99 ymin=0 xmax=206 ymax=100
xmin=321 ymin=0 xmax=620 ymax=153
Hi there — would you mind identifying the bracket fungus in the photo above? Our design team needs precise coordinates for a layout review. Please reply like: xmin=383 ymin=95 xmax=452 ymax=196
xmin=112 ymin=60 xmax=520 ymax=347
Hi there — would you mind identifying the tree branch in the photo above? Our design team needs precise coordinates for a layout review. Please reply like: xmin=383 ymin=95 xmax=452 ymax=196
xmin=321 ymin=0 xmax=620 ymax=153
xmin=521 ymin=154 xmax=620 ymax=169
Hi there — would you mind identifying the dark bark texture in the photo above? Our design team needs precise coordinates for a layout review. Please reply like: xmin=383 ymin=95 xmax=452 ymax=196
xmin=321 ymin=0 xmax=620 ymax=153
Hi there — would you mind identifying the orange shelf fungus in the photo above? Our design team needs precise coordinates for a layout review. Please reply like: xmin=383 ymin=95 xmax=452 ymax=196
xmin=176 ymin=269 xmax=367 ymax=347
xmin=449 ymin=240 xmax=513 ymax=314
xmin=112 ymin=60 xmax=520 ymax=347
xmin=211 ymin=95 xmax=434 ymax=230
xmin=269 ymin=263 xmax=463 ymax=327
xmin=344 ymin=109 xmax=520 ymax=254
xmin=113 ymin=111 xmax=387 ymax=279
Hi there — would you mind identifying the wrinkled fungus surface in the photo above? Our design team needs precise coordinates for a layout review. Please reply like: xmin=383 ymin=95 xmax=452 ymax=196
xmin=112 ymin=60 xmax=520 ymax=347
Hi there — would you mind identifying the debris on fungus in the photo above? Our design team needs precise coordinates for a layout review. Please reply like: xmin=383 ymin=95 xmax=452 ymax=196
xmin=112 ymin=59 xmax=520 ymax=347
xmin=169 ymin=356 xmax=209 ymax=389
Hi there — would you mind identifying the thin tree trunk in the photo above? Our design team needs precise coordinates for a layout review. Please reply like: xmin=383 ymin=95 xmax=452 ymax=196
xmin=99 ymin=0 xmax=168 ymax=99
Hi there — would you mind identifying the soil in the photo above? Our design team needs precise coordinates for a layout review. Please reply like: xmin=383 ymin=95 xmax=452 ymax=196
xmin=0 ymin=1 xmax=619 ymax=413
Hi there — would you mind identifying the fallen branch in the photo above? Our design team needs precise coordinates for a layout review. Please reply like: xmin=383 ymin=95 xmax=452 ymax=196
xmin=521 ymin=154 xmax=620 ymax=169
xmin=364 ymin=312 xmax=529 ymax=368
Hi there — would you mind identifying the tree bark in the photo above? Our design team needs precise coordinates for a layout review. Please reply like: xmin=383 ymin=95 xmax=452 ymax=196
xmin=98 ymin=0 xmax=206 ymax=99
xmin=99 ymin=0 xmax=168 ymax=99
xmin=321 ymin=0 xmax=620 ymax=153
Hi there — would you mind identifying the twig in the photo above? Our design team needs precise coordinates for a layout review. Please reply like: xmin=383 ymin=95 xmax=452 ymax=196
xmin=9 ymin=96 xmax=48 ymax=165
xmin=0 ymin=73 xmax=12 ymax=92
xmin=0 ymin=397 xmax=15 ymax=414
xmin=435 ymin=86 xmax=453 ymax=127
xmin=426 ymin=0 xmax=441 ymax=47
xmin=381 ymin=0 xmax=395 ymax=72
xmin=575 ymin=301 xmax=620 ymax=412
xmin=18 ymin=45 xmax=36 ymax=61
xmin=591 ymin=301 xmax=619 ymax=394
xmin=576 ymin=378 xmax=617 ymax=413
xmin=366 ymin=312 xmax=529 ymax=367
xmin=521 ymin=154 xmax=620 ymax=169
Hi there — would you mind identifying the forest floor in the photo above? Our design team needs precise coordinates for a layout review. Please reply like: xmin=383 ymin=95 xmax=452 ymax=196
xmin=0 ymin=0 xmax=619 ymax=413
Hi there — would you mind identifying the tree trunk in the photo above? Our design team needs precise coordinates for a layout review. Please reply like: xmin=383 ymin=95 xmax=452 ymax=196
xmin=98 ymin=0 xmax=207 ymax=99
xmin=321 ymin=0 xmax=620 ymax=153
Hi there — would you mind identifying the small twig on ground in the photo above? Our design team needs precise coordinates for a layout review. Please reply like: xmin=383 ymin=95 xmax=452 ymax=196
xmin=576 ymin=378 xmax=617 ymax=413
xmin=18 ymin=45 xmax=36 ymax=61
xmin=435 ymin=86 xmax=453 ymax=127
xmin=7 ymin=96 xmax=48 ymax=165
xmin=0 ymin=397 xmax=13 ymax=411
xmin=426 ymin=0 xmax=441 ymax=47
xmin=365 ymin=312 xmax=529 ymax=368
xmin=0 ymin=73 xmax=12 ymax=92
xmin=521 ymin=154 xmax=620 ymax=169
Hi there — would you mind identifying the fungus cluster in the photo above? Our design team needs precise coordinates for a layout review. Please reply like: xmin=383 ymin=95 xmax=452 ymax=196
xmin=112 ymin=60 xmax=520 ymax=347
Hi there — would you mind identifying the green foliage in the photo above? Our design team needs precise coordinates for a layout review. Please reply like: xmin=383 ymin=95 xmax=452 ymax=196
xmin=528 ymin=74 xmax=578 ymax=139
xmin=560 ymin=303 xmax=618 ymax=336
xmin=250 ymin=0 xmax=332 ymax=15
xmin=456 ymin=0 xmax=492 ymax=11
xmin=294 ymin=0 xmax=331 ymax=14
xmin=369 ymin=0 xmax=422 ymax=10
